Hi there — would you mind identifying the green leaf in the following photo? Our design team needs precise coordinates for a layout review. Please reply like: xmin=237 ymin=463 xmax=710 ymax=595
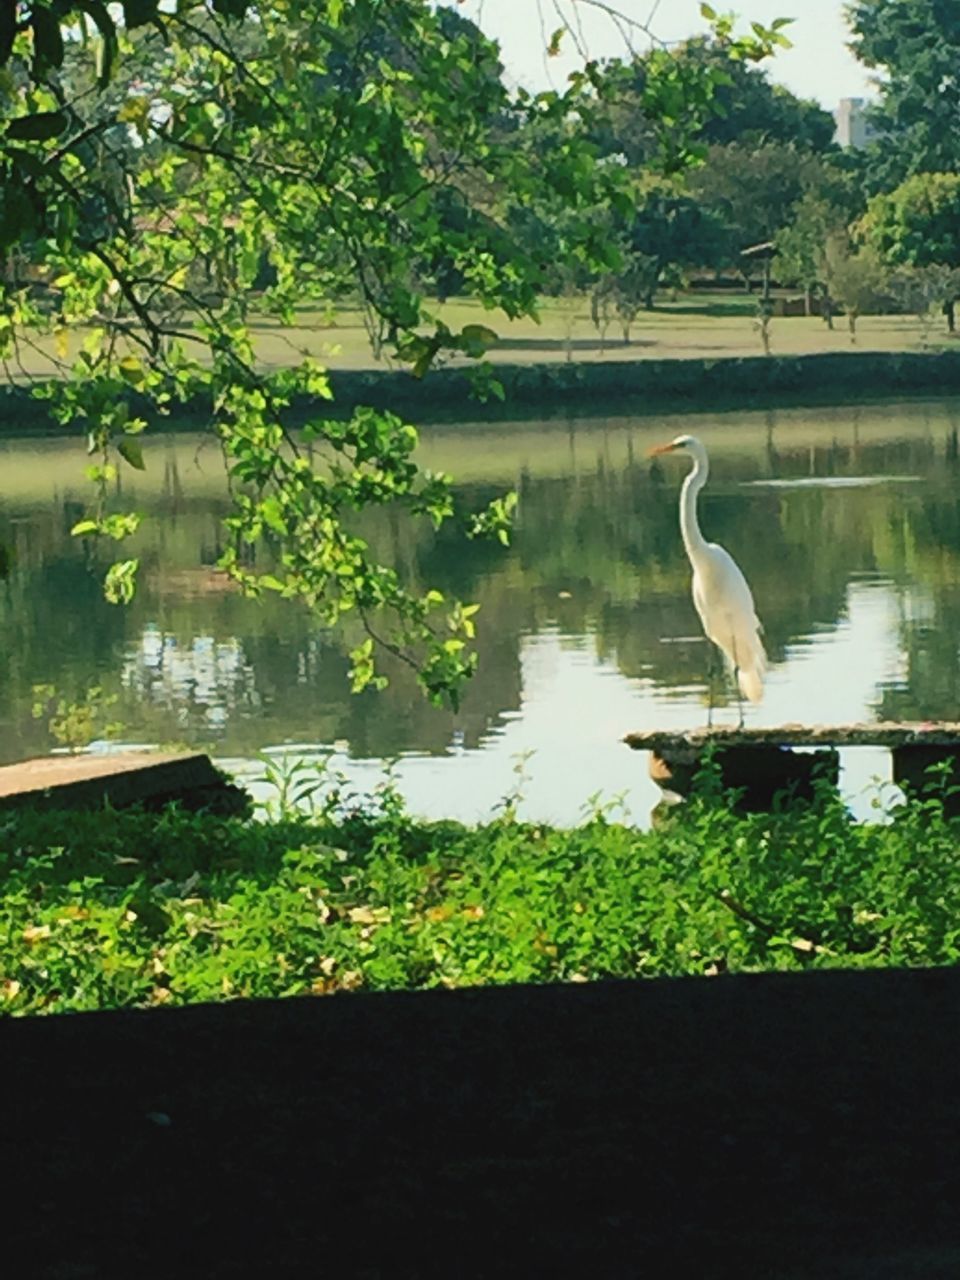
xmin=118 ymin=439 xmax=145 ymax=471
xmin=118 ymin=356 xmax=145 ymax=386
xmin=260 ymin=496 xmax=287 ymax=534
xmin=700 ymin=3 xmax=717 ymax=19
xmin=101 ymin=512 xmax=141 ymax=540
xmin=411 ymin=345 xmax=439 ymax=379
xmin=547 ymin=27 xmax=565 ymax=57
xmin=459 ymin=323 xmax=499 ymax=356
xmin=6 ymin=111 xmax=68 ymax=142
xmin=70 ymin=520 xmax=99 ymax=537
xmin=103 ymin=558 xmax=139 ymax=605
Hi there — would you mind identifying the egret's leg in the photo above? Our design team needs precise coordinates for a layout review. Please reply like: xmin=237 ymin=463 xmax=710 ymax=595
xmin=706 ymin=644 xmax=716 ymax=729
xmin=731 ymin=637 xmax=744 ymax=729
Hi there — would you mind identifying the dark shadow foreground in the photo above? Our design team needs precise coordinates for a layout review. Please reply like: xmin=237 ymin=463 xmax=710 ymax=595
xmin=4 ymin=968 xmax=960 ymax=1278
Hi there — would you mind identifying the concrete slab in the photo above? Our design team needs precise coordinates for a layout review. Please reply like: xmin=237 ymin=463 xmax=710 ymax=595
xmin=0 ymin=751 xmax=250 ymax=814
xmin=625 ymin=721 xmax=960 ymax=749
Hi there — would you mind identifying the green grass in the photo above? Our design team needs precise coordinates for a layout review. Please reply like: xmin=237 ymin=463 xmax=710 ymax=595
xmin=249 ymin=294 xmax=960 ymax=368
xmin=8 ymin=291 xmax=956 ymax=380
xmin=5 ymin=767 xmax=960 ymax=1016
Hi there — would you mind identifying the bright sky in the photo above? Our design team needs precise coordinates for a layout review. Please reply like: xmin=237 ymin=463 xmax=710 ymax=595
xmin=450 ymin=0 xmax=875 ymax=109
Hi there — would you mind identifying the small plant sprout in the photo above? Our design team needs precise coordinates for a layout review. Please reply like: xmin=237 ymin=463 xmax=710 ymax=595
xmin=31 ymin=683 xmax=124 ymax=753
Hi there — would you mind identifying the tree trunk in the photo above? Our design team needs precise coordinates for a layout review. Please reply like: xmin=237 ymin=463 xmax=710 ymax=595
xmin=563 ymin=284 xmax=576 ymax=362
xmin=643 ymin=262 xmax=661 ymax=311
xmin=945 ymin=299 xmax=956 ymax=333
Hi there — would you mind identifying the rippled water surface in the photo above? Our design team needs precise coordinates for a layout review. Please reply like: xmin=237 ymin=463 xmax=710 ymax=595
xmin=3 ymin=396 xmax=960 ymax=822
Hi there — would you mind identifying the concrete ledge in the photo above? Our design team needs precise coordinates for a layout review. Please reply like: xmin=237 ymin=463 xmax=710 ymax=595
xmin=0 ymin=751 xmax=249 ymax=815
xmin=627 ymin=723 xmax=960 ymax=812
xmin=625 ymin=721 xmax=960 ymax=750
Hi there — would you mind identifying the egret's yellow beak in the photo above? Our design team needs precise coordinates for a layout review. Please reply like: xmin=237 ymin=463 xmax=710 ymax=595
xmin=647 ymin=441 xmax=679 ymax=458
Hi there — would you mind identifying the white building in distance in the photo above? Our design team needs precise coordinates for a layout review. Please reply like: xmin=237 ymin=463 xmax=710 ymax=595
xmin=834 ymin=97 xmax=882 ymax=149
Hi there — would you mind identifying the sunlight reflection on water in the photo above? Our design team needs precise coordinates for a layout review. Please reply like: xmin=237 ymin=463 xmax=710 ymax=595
xmin=745 ymin=475 xmax=923 ymax=489
xmin=216 ymin=580 xmax=903 ymax=828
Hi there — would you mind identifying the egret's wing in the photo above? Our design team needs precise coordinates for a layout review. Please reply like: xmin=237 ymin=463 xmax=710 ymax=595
xmin=698 ymin=543 xmax=766 ymax=702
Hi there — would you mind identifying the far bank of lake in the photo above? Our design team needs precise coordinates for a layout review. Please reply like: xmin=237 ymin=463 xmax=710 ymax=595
xmin=4 ymin=347 xmax=960 ymax=435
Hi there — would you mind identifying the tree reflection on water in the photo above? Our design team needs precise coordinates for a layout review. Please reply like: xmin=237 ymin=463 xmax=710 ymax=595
xmin=2 ymin=398 xmax=959 ymax=818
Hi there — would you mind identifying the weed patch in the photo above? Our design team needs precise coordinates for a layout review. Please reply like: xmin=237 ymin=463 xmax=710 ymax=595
xmin=3 ymin=778 xmax=960 ymax=1015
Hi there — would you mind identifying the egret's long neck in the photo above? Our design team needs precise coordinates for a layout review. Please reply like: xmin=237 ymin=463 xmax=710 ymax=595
xmin=679 ymin=450 xmax=709 ymax=561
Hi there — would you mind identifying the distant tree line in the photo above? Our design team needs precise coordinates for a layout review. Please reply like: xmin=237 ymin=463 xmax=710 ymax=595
xmin=416 ymin=3 xmax=960 ymax=349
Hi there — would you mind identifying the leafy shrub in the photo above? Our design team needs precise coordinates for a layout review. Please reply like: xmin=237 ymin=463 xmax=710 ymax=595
xmin=3 ymin=777 xmax=960 ymax=1016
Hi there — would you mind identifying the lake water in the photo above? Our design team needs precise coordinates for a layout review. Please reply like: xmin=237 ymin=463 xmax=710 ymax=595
xmin=3 ymin=396 xmax=960 ymax=823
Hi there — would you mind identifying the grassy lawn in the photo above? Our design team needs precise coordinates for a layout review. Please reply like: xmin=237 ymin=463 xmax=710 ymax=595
xmin=6 ymin=291 xmax=956 ymax=380
xmin=5 ymin=772 xmax=960 ymax=1016
xmin=254 ymin=293 xmax=959 ymax=369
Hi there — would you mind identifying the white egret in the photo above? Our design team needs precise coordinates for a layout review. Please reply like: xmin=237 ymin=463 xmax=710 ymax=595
xmin=649 ymin=434 xmax=766 ymax=723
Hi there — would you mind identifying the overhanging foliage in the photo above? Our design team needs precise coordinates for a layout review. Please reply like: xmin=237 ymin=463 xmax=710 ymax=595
xmin=0 ymin=0 xmax=790 ymax=705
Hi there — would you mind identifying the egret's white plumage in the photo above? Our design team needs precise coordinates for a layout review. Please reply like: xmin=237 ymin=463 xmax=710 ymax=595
xmin=652 ymin=434 xmax=766 ymax=708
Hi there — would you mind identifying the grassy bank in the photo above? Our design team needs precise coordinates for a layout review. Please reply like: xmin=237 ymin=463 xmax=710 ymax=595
xmin=5 ymin=774 xmax=960 ymax=1016
xmin=8 ymin=295 xmax=954 ymax=376
xmin=340 ymin=348 xmax=960 ymax=417
xmin=2 ymin=293 xmax=960 ymax=434
xmin=5 ymin=348 xmax=960 ymax=437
